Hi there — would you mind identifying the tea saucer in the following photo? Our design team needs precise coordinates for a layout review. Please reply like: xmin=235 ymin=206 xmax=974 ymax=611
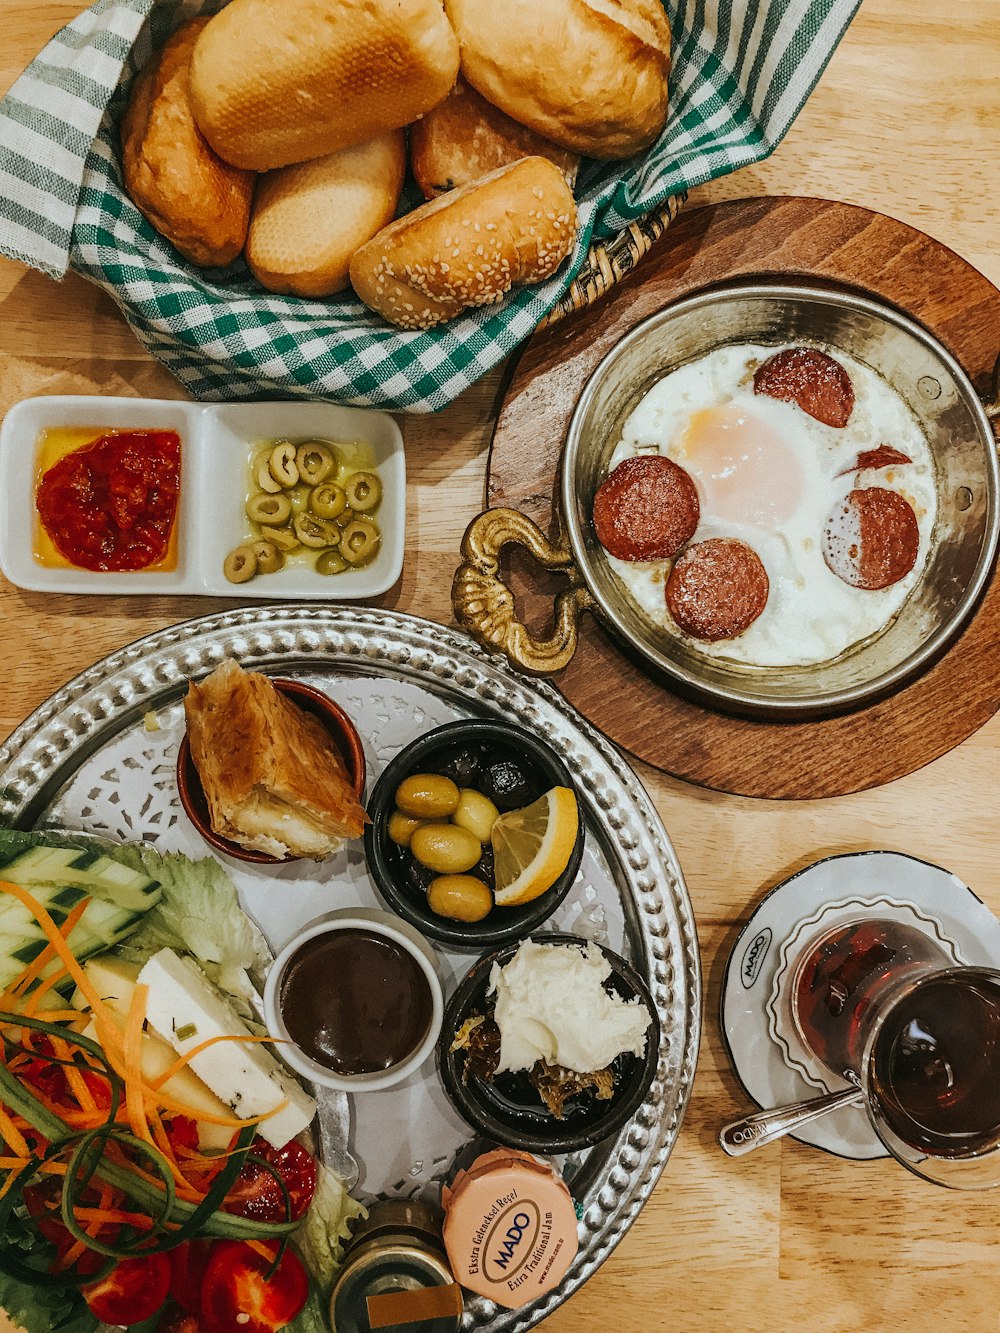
xmin=720 ymin=850 xmax=1000 ymax=1160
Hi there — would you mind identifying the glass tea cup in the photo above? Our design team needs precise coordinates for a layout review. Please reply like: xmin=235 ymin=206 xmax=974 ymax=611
xmin=791 ymin=918 xmax=1000 ymax=1188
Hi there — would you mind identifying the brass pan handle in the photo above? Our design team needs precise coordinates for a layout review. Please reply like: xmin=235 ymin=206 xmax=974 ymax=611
xmin=452 ymin=507 xmax=593 ymax=675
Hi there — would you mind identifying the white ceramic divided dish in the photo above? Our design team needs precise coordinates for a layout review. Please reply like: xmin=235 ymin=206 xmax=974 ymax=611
xmin=0 ymin=396 xmax=405 ymax=597
xmin=262 ymin=907 xmax=444 ymax=1092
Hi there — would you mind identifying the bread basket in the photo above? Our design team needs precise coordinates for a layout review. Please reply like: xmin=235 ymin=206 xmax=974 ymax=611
xmin=0 ymin=0 xmax=862 ymax=412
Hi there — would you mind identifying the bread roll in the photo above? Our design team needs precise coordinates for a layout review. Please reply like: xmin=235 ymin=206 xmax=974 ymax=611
xmin=246 ymin=134 xmax=406 ymax=298
xmin=120 ymin=19 xmax=255 ymax=267
xmin=350 ymin=156 xmax=576 ymax=330
xmin=189 ymin=0 xmax=460 ymax=172
xmin=444 ymin=0 xmax=671 ymax=159
xmin=411 ymin=76 xmax=579 ymax=199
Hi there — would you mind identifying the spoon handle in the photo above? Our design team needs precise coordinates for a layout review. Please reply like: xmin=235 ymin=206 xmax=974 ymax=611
xmin=719 ymin=1084 xmax=864 ymax=1157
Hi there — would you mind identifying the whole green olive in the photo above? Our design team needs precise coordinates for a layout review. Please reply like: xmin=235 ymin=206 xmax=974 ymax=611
xmin=246 ymin=492 xmax=292 ymax=525
xmin=294 ymin=512 xmax=339 ymax=549
xmin=251 ymin=539 xmax=283 ymax=574
xmin=452 ymin=789 xmax=500 ymax=843
xmin=388 ymin=810 xmax=425 ymax=848
xmin=266 ymin=526 xmax=301 ymax=553
xmin=269 ymin=441 xmax=299 ymax=488
xmin=395 ymin=773 xmax=461 ymax=819
xmin=428 ymin=875 xmax=493 ymax=923
xmin=310 ymin=482 xmax=348 ymax=521
xmin=315 ymin=548 xmax=349 ymax=576
xmin=345 ymin=470 xmax=383 ymax=513
xmin=296 ymin=440 xmax=338 ymax=485
xmin=223 ymin=545 xmax=257 ymax=584
xmin=340 ymin=518 xmax=381 ymax=566
xmin=410 ymin=823 xmax=482 ymax=875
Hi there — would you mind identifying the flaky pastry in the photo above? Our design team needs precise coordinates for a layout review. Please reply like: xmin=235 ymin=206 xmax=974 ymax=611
xmin=183 ymin=659 xmax=367 ymax=859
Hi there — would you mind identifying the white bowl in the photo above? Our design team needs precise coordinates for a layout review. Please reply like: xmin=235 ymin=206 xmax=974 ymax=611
xmin=0 ymin=396 xmax=405 ymax=598
xmin=263 ymin=907 xmax=444 ymax=1092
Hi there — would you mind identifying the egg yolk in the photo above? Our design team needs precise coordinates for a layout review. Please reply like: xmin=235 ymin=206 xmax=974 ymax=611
xmin=674 ymin=404 xmax=803 ymax=526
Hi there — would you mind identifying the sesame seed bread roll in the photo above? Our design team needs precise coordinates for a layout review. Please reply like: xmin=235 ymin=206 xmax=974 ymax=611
xmin=121 ymin=19 xmax=255 ymax=267
xmin=246 ymin=133 xmax=406 ymax=298
xmin=444 ymin=0 xmax=671 ymax=159
xmin=411 ymin=76 xmax=579 ymax=199
xmin=349 ymin=156 xmax=577 ymax=330
xmin=189 ymin=0 xmax=460 ymax=172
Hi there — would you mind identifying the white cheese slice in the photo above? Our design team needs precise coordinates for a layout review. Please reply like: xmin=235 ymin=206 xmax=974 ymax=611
xmin=137 ymin=947 xmax=316 ymax=1149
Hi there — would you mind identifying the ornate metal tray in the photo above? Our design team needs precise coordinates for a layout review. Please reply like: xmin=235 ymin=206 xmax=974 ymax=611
xmin=0 ymin=605 xmax=700 ymax=1331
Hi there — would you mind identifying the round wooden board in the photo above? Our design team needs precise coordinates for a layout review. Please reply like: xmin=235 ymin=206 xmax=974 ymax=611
xmin=485 ymin=196 xmax=1000 ymax=800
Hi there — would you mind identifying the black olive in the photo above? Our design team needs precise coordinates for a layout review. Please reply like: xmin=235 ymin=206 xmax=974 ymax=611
xmin=400 ymin=852 xmax=436 ymax=896
xmin=474 ymin=845 xmax=496 ymax=890
xmin=436 ymin=745 xmax=483 ymax=787
xmin=481 ymin=758 xmax=535 ymax=811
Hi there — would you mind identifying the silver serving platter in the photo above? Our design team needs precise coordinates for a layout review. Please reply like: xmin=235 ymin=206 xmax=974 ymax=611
xmin=0 ymin=605 xmax=700 ymax=1331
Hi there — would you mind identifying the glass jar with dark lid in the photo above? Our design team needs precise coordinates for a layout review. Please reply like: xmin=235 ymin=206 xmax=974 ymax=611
xmin=329 ymin=1199 xmax=463 ymax=1333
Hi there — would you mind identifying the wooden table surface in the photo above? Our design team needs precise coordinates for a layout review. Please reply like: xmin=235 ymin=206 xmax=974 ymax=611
xmin=2 ymin=3 xmax=999 ymax=1331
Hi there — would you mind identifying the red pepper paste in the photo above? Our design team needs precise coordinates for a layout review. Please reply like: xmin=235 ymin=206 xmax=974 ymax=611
xmin=35 ymin=430 xmax=181 ymax=572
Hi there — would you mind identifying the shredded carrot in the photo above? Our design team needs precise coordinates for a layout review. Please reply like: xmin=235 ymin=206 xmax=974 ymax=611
xmin=0 ymin=1103 xmax=32 ymax=1159
xmin=0 ymin=882 xmax=126 ymax=1071
xmin=10 ymin=1008 xmax=84 ymax=1026
xmin=0 ymin=897 xmax=91 ymax=1010
xmin=73 ymin=1207 xmax=154 ymax=1230
xmin=147 ymin=1033 xmax=280 ymax=1091
xmin=55 ymin=1239 xmax=88 ymax=1273
xmin=0 ymin=1156 xmax=31 ymax=1170
xmin=151 ymin=1087 xmax=285 ymax=1129
xmin=0 ymin=1172 xmax=25 ymax=1204
xmin=246 ymin=1238 xmax=277 ymax=1263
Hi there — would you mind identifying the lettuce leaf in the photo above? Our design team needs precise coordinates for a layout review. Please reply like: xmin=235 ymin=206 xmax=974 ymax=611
xmin=100 ymin=844 xmax=271 ymax=1014
xmin=0 ymin=1207 xmax=96 ymax=1333
xmin=295 ymin=1163 xmax=366 ymax=1302
xmin=7 ymin=828 xmax=270 ymax=1007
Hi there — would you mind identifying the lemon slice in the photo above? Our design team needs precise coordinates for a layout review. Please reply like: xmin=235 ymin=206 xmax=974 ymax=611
xmin=491 ymin=787 xmax=579 ymax=907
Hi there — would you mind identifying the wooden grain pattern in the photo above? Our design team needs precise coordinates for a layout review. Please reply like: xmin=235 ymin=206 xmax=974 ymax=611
xmin=487 ymin=197 xmax=1000 ymax=797
xmin=2 ymin=1 xmax=1000 ymax=1331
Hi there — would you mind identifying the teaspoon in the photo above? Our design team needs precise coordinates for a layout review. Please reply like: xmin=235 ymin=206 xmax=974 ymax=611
xmin=719 ymin=1076 xmax=863 ymax=1157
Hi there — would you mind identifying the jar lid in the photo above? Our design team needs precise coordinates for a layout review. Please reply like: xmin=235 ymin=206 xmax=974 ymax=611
xmin=441 ymin=1149 xmax=579 ymax=1308
xmin=330 ymin=1226 xmax=463 ymax=1333
xmin=347 ymin=1198 xmax=446 ymax=1252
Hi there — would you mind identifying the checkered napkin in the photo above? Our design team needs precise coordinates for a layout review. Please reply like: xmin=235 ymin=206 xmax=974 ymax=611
xmin=0 ymin=0 xmax=860 ymax=413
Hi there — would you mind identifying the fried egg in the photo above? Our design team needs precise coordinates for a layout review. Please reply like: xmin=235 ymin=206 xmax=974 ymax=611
xmin=604 ymin=343 xmax=937 ymax=667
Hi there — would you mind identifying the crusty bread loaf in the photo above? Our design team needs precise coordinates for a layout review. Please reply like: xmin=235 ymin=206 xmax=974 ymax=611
xmin=189 ymin=0 xmax=460 ymax=172
xmin=120 ymin=19 xmax=255 ymax=267
xmin=444 ymin=0 xmax=671 ymax=159
xmin=349 ymin=156 xmax=576 ymax=330
xmin=246 ymin=134 xmax=406 ymax=298
xmin=410 ymin=76 xmax=579 ymax=199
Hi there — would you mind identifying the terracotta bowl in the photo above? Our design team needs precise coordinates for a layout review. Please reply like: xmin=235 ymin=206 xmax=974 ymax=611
xmin=176 ymin=677 xmax=366 ymax=865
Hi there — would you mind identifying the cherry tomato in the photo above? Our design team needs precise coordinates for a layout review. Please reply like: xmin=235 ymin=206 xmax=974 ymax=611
xmin=200 ymin=1241 xmax=308 ymax=1333
xmin=223 ymin=1139 xmax=316 ymax=1224
xmin=84 ymin=1253 xmax=171 ymax=1324
xmin=80 ymin=1067 xmax=114 ymax=1110
xmin=169 ymin=1240 xmax=215 ymax=1315
xmin=157 ymin=1301 xmax=208 ymax=1332
xmin=164 ymin=1114 xmax=200 ymax=1155
xmin=18 ymin=1038 xmax=67 ymax=1101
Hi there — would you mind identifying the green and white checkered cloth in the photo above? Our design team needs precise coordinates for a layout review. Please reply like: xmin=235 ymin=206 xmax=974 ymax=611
xmin=0 ymin=0 xmax=860 ymax=413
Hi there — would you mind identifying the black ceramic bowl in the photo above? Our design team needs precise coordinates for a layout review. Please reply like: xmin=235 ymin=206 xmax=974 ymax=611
xmin=438 ymin=933 xmax=660 ymax=1154
xmin=364 ymin=719 xmax=585 ymax=951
